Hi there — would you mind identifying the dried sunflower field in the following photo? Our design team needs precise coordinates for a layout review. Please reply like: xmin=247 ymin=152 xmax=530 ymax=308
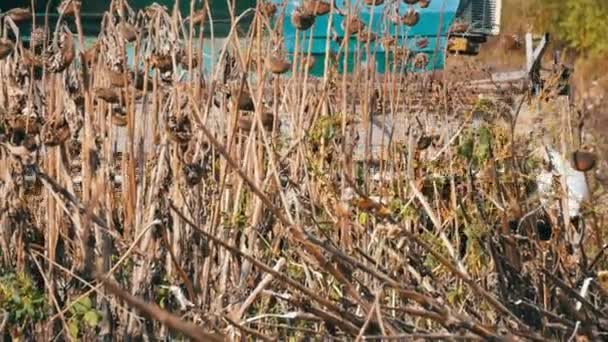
xmin=0 ymin=0 xmax=607 ymax=341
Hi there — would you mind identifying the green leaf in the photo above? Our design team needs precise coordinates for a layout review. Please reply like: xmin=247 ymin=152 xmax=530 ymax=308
xmin=476 ymin=126 xmax=492 ymax=162
xmin=73 ymin=296 xmax=93 ymax=314
xmin=447 ymin=286 xmax=463 ymax=305
xmin=534 ymin=0 xmax=608 ymax=55
xmin=68 ymin=319 xmax=80 ymax=338
xmin=458 ymin=135 xmax=474 ymax=160
xmin=24 ymin=301 xmax=34 ymax=316
xmin=83 ymin=310 xmax=101 ymax=328
xmin=15 ymin=308 xmax=24 ymax=321
xmin=358 ymin=212 xmax=368 ymax=225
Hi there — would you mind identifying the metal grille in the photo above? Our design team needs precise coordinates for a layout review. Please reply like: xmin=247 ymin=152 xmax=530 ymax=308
xmin=456 ymin=0 xmax=501 ymax=36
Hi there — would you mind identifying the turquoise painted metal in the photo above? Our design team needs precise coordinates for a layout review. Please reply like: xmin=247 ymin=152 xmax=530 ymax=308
xmin=270 ymin=0 xmax=461 ymax=75
xmin=2 ymin=0 xmax=257 ymax=36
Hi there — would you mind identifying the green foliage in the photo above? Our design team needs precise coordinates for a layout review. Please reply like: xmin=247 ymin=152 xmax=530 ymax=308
xmin=421 ymin=232 xmax=449 ymax=272
xmin=463 ymin=223 xmax=490 ymax=276
xmin=457 ymin=125 xmax=492 ymax=165
xmin=397 ymin=204 xmax=417 ymax=222
xmin=477 ymin=126 xmax=492 ymax=161
xmin=309 ymin=116 xmax=339 ymax=147
xmin=220 ymin=199 xmax=249 ymax=231
xmin=447 ymin=285 xmax=465 ymax=305
xmin=286 ymin=263 xmax=305 ymax=282
xmin=472 ymin=98 xmax=494 ymax=114
xmin=357 ymin=212 xmax=369 ymax=225
xmin=67 ymin=296 xmax=102 ymax=339
xmin=534 ymin=0 xmax=608 ymax=55
xmin=328 ymin=282 xmax=343 ymax=302
xmin=0 ymin=272 xmax=46 ymax=326
xmin=457 ymin=134 xmax=474 ymax=160
xmin=155 ymin=285 xmax=171 ymax=309
xmin=559 ymin=0 xmax=608 ymax=54
xmin=72 ymin=296 xmax=92 ymax=313
xmin=232 ymin=210 xmax=249 ymax=231
xmin=525 ymin=154 xmax=542 ymax=171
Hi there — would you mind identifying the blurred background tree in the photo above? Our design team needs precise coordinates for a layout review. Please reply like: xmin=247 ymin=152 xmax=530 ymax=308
xmin=532 ymin=0 xmax=608 ymax=56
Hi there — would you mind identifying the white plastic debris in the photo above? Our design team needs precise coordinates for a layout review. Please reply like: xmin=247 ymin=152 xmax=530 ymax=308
xmin=160 ymin=285 xmax=194 ymax=311
xmin=576 ymin=277 xmax=593 ymax=311
xmin=341 ymin=187 xmax=356 ymax=202
xmin=536 ymin=147 xmax=589 ymax=218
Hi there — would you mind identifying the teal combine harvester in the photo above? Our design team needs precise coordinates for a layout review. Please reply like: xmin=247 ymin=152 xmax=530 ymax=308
xmin=270 ymin=0 xmax=502 ymax=75
xmin=272 ymin=0 xmax=461 ymax=74
xmin=1 ymin=0 xmax=501 ymax=75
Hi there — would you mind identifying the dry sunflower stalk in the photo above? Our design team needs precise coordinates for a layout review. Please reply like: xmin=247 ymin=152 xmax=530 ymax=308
xmin=0 ymin=2 xmax=605 ymax=342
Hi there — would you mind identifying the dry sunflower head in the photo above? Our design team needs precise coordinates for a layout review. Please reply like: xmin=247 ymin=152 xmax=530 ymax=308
xmin=29 ymin=27 xmax=48 ymax=50
xmin=413 ymin=52 xmax=429 ymax=69
xmin=166 ymin=114 xmax=192 ymax=144
xmin=42 ymin=116 xmax=70 ymax=146
xmin=57 ymin=0 xmax=81 ymax=16
xmin=11 ymin=60 xmax=32 ymax=88
xmin=149 ymin=53 xmax=173 ymax=73
xmin=303 ymin=0 xmax=331 ymax=16
xmin=59 ymin=28 xmax=76 ymax=67
xmin=342 ymin=16 xmax=365 ymax=35
xmin=6 ymin=115 xmax=42 ymax=136
xmin=299 ymin=54 xmax=316 ymax=72
xmin=401 ymin=8 xmax=420 ymax=26
xmin=66 ymin=68 xmax=82 ymax=98
xmin=380 ymin=36 xmax=396 ymax=49
xmin=153 ymin=14 xmax=183 ymax=57
xmin=259 ymin=1 xmax=277 ymax=17
xmin=111 ymin=106 xmax=128 ymax=127
xmin=100 ymin=33 xmax=125 ymax=71
xmin=266 ymin=55 xmax=291 ymax=74
xmin=4 ymin=7 xmax=32 ymax=23
xmin=229 ymin=86 xmax=255 ymax=112
xmin=111 ymin=0 xmax=136 ymax=17
xmin=45 ymin=28 xmax=75 ymax=73
xmin=95 ymin=87 xmax=121 ymax=104
xmin=21 ymin=135 xmax=39 ymax=153
xmin=0 ymin=39 xmax=15 ymax=60
xmin=143 ymin=3 xmax=169 ymax=20
xmin=182 ymin=162 xmax=208 ymax=186
xmin=291 ymin=7 xmax=316 ymax=31
xmin=358 ymin=30 xmax=377 ymax=43
xmin=393 ymin=46 xmax=410 ymax=63
xmin=237 ymin=112 xmax=275 ymax=132
xmin=118 ymin=22 xmax=138 ymax=43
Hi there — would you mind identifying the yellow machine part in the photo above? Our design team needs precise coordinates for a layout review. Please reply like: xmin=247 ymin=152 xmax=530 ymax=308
xmin=448 ymin=37 xmax=470 ymax=53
